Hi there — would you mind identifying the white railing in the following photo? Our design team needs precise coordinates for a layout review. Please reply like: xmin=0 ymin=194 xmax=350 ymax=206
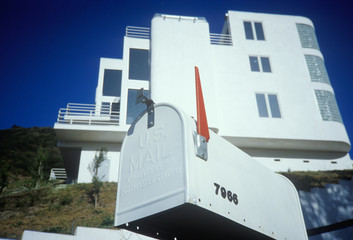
xmin=125 ymin=26 xmax=232 ymax=46
xmin=126 ymin=26 xmax=150 ymax=39
xmin=49 ymin=168 xmax=67 ymax=180
xmin=210 ymin=33 xmax=233 ymax=46
xmin=56 ymin=103 xmax=120 ymax=126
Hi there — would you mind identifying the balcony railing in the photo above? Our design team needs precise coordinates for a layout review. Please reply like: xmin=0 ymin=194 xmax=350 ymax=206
xmin=126 ymin=26 xmax=151 ymax=39
xmin=210 ymin=33 xmax=233 ymax=46
xmin=125 ymin=26 xmax=233 ymax=46
xmin=56 ymin=103 xmax=120 ymax=126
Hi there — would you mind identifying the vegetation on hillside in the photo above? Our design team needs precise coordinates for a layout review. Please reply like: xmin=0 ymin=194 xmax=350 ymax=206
xmin=88 ymin=147 xmax=108 ymax=208
xmin=279 ymin=170 xmax=353 ymax=192
xmin=0 ymin=126 xmax=63 ymax=192
xmin=0 ymin=126 xmax=118 ymax=239
xmin=0 ymin=182 xmax=117 ymax=239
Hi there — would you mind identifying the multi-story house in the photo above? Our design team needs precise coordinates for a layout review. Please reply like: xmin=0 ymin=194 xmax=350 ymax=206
xmin=54 ymin=10 xmax=352 ymax=183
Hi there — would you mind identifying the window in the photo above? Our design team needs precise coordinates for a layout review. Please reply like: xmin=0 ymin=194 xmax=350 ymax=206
xmin=111 ymin=102 xmax=120 ymax=120
xmin=296 ymin=23 xmax=320 ymax=50
xmin=244 ymin=21 xmax=254 ymax=40
xmin=100 ymin=102 xmax=110 ymax=115
xmin=103 ymin=69 xmax=122 ymax=97
xmin=126 ymin=89 xmax=150 ymax=124
xmin=243 ymin=21 xmax=265 ymax=40
xmin=255 ymin=93 xmax=281 ymax=118
xmin=314 ymin=90 xmax=342 ymax=123
xmin=305 ymin=55 xmax=331 ymax=85
xmin=249 ymin=56 xmax=272 ymax=72
xmin=254 ymin=22 xmax=265 ymax=40
xmin=129 ymin=49 xmax=150 ymax=81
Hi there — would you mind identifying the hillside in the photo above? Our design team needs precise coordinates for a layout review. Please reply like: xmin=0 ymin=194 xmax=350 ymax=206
xmin=280 ymin=169 xmax=353 ymax=192
xmin=0 ymin=126 xmax=63 ymax=192
xmin=0 ymin=182 xmax=117 ymax=239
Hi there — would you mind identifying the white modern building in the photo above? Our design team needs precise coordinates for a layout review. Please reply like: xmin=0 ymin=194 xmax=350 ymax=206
xmin=54 ymin=10 xmax=352 ymax=183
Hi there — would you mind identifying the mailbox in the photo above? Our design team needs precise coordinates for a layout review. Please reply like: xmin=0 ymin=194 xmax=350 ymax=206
xmin=115 ymin=103 xmax=308 ymax=240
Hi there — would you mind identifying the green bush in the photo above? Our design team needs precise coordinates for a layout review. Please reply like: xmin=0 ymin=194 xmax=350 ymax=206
xmin=99 ymin=215 xmax=114 ymax=227
xmin=59 ymin=193 xmax=73 ymax=206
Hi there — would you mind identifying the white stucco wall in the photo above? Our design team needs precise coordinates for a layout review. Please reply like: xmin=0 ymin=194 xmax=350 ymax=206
xmin=22 ymin=227 xmax=157 ymax=240
xmin=148 ymin=11 xmax=351 ymax=172
xmin=77 ymin=143 xmax=121 ymax=183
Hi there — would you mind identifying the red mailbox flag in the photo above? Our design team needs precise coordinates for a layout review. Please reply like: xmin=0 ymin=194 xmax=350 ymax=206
xmin=195 ymin=66 xmax=210 ymax=142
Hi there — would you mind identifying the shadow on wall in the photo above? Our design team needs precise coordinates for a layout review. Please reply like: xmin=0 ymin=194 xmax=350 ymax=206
xmin=299 ymin=179 xmax=353 ymax=240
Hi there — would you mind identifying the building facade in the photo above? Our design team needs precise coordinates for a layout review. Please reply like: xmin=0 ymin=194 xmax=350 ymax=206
xmin=54 ymin=10 xmax=352 ymax=183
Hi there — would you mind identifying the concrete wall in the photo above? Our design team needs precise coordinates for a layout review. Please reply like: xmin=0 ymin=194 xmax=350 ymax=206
xmin=77 ymin=143 xmax=121 ymax=183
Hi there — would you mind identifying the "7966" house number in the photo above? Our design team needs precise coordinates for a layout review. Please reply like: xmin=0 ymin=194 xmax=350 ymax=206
xmin=214 ymin=183 xmax=239 ymax=205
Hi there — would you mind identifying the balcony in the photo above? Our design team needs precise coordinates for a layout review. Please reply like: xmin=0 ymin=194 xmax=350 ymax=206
xmin=126 ymin=26 xmax=233 ymax=46
xmin=210 ymin=33 xmax=233 ymax=46
xmin=125 ymin=26 xmax=151 ymax=39
xmin=56 ymin=103 xmax=120 ymax=126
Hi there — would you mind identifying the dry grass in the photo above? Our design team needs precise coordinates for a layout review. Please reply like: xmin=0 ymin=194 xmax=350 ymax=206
xmin=279 ymin=170 xmax=353 ymax=192
xmin=0 ymin=182 xmax=117 ymax=239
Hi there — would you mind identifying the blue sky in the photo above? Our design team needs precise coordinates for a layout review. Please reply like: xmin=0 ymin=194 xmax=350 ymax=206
xmin=0 ymin=0 xmax=352 ymax=150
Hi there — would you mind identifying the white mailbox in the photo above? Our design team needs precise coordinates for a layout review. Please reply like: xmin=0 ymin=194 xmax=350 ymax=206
xmin=115 ymin=103 xmax=308 ymax=240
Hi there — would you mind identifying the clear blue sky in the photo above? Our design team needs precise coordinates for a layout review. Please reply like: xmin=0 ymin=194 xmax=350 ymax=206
xmin=0 ymin=0 xmax=352 ymax=148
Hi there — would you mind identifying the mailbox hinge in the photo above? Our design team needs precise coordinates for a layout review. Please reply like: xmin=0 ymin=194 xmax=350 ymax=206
xmin=136 ymin=88 xmax=155 ymax=128
xmin=193 ymin=132 xmax=208 ymax=161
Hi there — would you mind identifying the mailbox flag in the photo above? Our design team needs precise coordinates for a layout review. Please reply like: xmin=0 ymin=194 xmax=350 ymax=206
xmin=195 ymin=66 xmax=210 ymax=142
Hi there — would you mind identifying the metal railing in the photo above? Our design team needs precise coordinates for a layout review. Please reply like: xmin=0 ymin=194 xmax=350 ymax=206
xmin=49 ymin=168 xmax=67 ymax=180
xmin=210 ymin=33 xmax=233 ymax=46
xmin=125 ymin=26 xmax=232 ymax=46
xmin=126 ymin=26 xmax=151 ymax=39
xmin=56 ymin=103 xmax=120 ymax=126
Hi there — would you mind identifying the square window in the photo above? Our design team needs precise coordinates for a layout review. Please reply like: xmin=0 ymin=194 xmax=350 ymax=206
xmin=255 ymin=93 xmax=281 ymax=118
xmin=243 ymin=21 xmax=265 ymax=40
xmin=249 ymin=56 xmax=272 ymax=73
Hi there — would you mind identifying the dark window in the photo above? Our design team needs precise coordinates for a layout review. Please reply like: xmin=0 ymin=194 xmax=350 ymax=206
xmin=244 ymin=21 xmax=265 ymax=40
xmin=250 ymin=56 xmax=271 ymax=73
xmin=103 ymin=69 xmax=122 ymax=97
xmin=111 ymin=102 xmax=120 ymax=120
xmin=256 ymin=94 xmax=269 ymax=117
xmin=129 ymin=49 xmax=150 ymax=81
xmin=256 ymin=93 xmax=281 ymax=118
xmin=268 ymin=94 xmax=281 ymax=118
xmin=126 ymin=89 xmax=150 ymax=124
xmin=249 ymin=56 xmax=260 ymax=72
xmin=261 ymin=57 xmax=271 ymax=72
xmin=254 ymin=22 xmax=265 ymax=40
xmin=101 ymin=102 xmax=110 ymax=115
xmin=243 ymin=21 xmax=254 ymax=40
